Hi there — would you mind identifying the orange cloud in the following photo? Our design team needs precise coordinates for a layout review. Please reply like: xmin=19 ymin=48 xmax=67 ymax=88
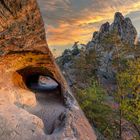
xmin=37 ymin=0 xmax=140 ymax=56
xmin=46 ymin=23 xmax=96 ymax=47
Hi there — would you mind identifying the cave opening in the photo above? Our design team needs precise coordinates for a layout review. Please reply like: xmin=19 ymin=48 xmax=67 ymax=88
xmin=25 ymin=73 xmax=60 ymax=93
xmin=15 ymin=66 xmax=65 ymax=134
xmin=17 ymin=66 xmax=61 ymax=93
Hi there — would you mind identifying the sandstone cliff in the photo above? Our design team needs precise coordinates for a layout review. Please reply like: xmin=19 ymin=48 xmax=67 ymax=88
xmin=0 ymin=0 xmax=97 ymax=140
xmin=0 ymin=0 xmax=49 ymax=54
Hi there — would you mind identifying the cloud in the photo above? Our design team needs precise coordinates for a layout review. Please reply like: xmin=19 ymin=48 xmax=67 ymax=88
xmin=37 ymin=0 xmax=70 ymax=12
xmin=46 ymin=23 xmax=97 ymax=46
xmin=37 ymin=0 xmax=140 ymax=56
xmin=126 ymin=11 xmax=140 ymax=33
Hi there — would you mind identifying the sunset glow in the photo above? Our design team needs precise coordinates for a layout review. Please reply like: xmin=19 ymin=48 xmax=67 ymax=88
xmin=37 ymin=0 xmax=140 ymax=56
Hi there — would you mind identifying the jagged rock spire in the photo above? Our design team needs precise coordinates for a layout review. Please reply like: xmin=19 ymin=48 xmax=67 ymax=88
xmin=91 ymin=12 xmax=137 ymax=47
xmin=110 ymin=12 xmax=137 ymax=46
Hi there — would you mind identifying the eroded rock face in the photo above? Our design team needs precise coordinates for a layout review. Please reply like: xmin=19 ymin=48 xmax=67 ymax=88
xmin=0 ymin=0 xmax=96 ymax=140
xmin=0 ymin=0 xmax=49 ymax=54
xmin=38 ymin=76 xmax=59 ymax=90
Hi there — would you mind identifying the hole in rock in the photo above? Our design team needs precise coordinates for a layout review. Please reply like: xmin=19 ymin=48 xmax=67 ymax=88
xmin=16 ymin=66 xmax=66 ymax=135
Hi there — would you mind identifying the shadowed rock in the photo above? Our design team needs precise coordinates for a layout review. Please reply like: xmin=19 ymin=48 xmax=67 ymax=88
xmin=38 ymin=76 xmax=59 ymax=90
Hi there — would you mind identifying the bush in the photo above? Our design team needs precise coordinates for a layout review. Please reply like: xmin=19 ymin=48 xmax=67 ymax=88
xmin=76 ymin=81 xmax=119 ymax=139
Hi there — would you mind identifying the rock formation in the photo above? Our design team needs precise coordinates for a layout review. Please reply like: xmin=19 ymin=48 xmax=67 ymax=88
xmin=110 ymin=12 xmax=137 ymax=46
xmin=0 ymin=0 xmax=96 ymax=140
xmin=87 ymin=12 xmax=138 ymax=86
xmin=57 ymin=12 xmax=138 ymax=90
xmin=0 ymin=0 xmax=48 ymax=54
xmin=57 ymin=12 xmax=139 ymax=140
xmin=92 ymin=12 xmax=137 ymax=47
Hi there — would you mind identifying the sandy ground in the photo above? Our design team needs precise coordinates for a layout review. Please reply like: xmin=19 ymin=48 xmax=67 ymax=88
xmin=27 ymin=90 xmax=65 ymax=134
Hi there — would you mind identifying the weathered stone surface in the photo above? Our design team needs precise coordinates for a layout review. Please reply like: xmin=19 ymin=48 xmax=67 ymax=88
xmin=38 ymin=76 xmax=59 ymax=90
xmin=100 ymin=22 xmax=110 ymax=33
xmin=0 ymin=0 xmax=49 ymax=54
xmin=110 ymin=12 xmax=137 ymax=47
xmin=0 ymin=0 xmax=96 ymax=139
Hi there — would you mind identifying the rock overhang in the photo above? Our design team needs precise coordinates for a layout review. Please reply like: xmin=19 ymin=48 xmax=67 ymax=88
xmin=16 ymin=66 xmax=61 ymax=93
xmin=0 ymin=0 xmax=97 ymax=139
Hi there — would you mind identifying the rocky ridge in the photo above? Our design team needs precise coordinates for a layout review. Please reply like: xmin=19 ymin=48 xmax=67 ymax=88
xmin=88 ymin=12 xmax=138 ymax=85
xmin=91 ymin=12 xmax=137 ymax=47
xmin=58 ymin=12 xmax=138 ymax=87
xmin=57 ymin=12 xmax=140 ymax=139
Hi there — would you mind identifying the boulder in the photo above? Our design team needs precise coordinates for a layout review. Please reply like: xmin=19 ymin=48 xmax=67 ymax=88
xmin=38 ymin=76 xmax=59 ymax=90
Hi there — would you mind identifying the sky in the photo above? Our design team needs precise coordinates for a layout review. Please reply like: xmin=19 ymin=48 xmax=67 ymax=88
xmin=37 ymin=0 xmax=140 ymax=57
